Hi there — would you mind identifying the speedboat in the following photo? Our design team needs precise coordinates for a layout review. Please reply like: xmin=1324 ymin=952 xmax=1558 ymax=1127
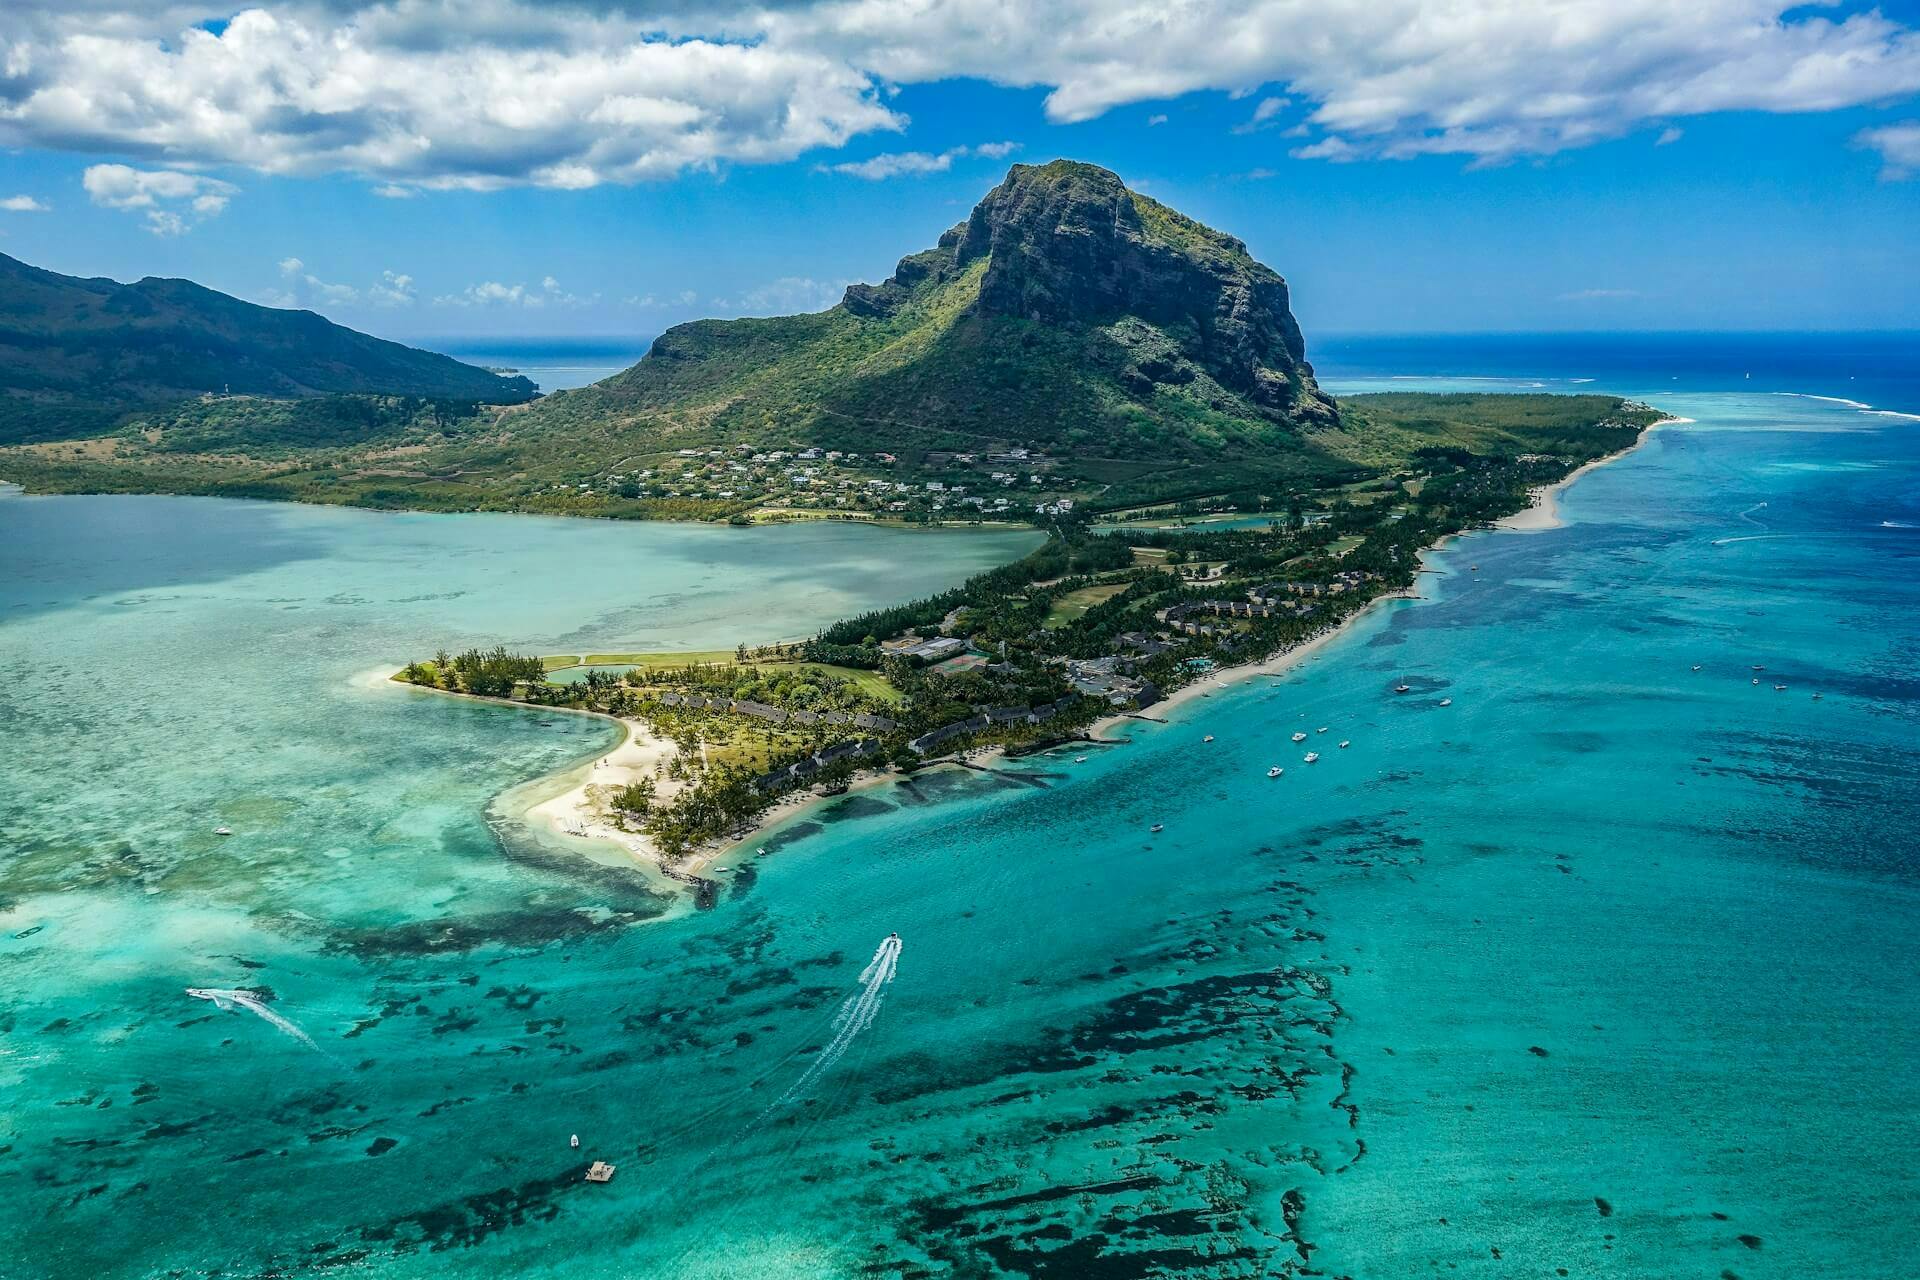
xmin=1338 ymin=740 xmax=1350 ymax=749
xmin=1752 ymin=664 xmax=1766 ymax=671
xmin=213 ymin=826 xmax=233 ymax=836
xmin=1291 ymin=731 xmax=1308 ymax=742
xmin=1469 ymin=564 xmax=1479 ymax=571
xmin=887 ymin=932 xmax=899 ymax=941
xmin=1202 ymin=734 xmax=1214 ymax=743
xmin=1691 ymin=665 xmax=1702 ymax=672
xmin=1439 ymin=697 xmax=1453 ymax=707
xmin=1812 ymin=693 xmax=1823 ymax=700
xmin=1773 ymin=684 xmax=1787 ymax=691
xmin=1267 ymin=766 xmax=1283 ymax=778
xmin=1150 ymin=823 xmax=1164 ymax=833
xmin=1316 ymin=726 xmax=1328 ymax=734
xmin=1304 ymin=751 xmax=1320 ymax=763
xmin=1074 ymin=755 xmax=1088 ymax=763
xmin=1395 ymin=684 xmax=1411 ymax=693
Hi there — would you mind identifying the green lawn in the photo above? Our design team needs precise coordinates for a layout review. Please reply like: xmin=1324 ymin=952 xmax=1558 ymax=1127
xmin=541 ymin=652 xmax=903 ymax=703
xmin=1043 ymin=582 xmax=1130 ymax=627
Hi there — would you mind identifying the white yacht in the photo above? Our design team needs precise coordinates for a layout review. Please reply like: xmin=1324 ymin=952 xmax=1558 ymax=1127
xmin=1202 ymin=734 xmax=1214 ymax=743
xmin=1267 ymin=766 xmax=1283 ymax=778
xmin=1304 ymin=751 xmax=1320 ymax=764
xmin=1338 ymin=740 xmax=1350 ymax=749
xmin=1439 ymin=697 xmax=1453 ymax=707
xmin=1316 ymin=726 xmax=1328 ymax=734
xmin=214 ymin=826 xmax=233 ymax=836
xmin=1291 ymin=731 xmax=1308 ymax=742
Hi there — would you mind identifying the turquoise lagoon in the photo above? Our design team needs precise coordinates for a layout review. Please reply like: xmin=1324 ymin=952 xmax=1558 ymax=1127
xmin=3 ymin=383 xmax=1918 ymax=1278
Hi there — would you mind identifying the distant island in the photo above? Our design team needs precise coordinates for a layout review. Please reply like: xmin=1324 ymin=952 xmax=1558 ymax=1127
xmin=0 ymin=252 xmax=536 ymax=449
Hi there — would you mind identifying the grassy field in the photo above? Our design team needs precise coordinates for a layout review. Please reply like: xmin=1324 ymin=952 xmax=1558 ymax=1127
xmin=1044 ymin=582 xmax=1131 ymax=627
xmin=542 ymin=652 xmax=902 ymax=703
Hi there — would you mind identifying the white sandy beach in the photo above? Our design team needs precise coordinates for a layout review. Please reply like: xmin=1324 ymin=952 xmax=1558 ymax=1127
xmin=1495 ymin=415 xmax=1692 ymax=532
xmin=520 ymin=715 xmax=692 ymax=872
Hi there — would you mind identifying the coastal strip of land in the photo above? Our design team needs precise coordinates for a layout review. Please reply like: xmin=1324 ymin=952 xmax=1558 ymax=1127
xmin=391 ymin=396 xmax=1675 ymax=889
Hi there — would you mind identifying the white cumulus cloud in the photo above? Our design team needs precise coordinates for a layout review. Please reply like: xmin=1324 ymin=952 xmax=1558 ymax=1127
xmin=435 ymin=275 xmax=594 ymax=307
xmin=82 ymin=163 xmax=237 ymax=234
xmin=5 ymin=1 xmax=1903 ymax=184
xmin=1 ymin=194 xmax=49 ymax=211
xmin=1855 ymin=120 xmax=1920 ymax=179
xmin=823 ymin=141 xmax=1021 ymax=179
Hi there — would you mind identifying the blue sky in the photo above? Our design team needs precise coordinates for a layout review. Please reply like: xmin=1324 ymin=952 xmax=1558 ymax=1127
xmin=2 ymin=1 xmax=1918 ymax=343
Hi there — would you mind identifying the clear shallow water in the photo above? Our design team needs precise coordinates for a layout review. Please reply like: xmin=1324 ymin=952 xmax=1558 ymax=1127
xmin=3 ymin=369 xmax=1918 ymax=1277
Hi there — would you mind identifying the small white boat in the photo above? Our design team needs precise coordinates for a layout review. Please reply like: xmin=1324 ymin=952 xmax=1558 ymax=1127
xmin=1773 ymin=684 xmax=1786 ymax=691
xmin=1395 ymin=684 xmax=1411 ymax=693
xmin=1150 ymin=823 xmax=1164 ymax=833
xmin=1691 ymin=665 xmax=1702 ymax=672
xmin=1267 ymin=766 xmax=1283 ymax=778
xmin=1812 ymin=693 xmax=1823 ymax=700
xmin=1439 ymin=698 xmax=1453 ymax=707
xmin=1202 ymin=734 xmax=1214 ymax=743
xmin=1316 ymin=726 xmax=1328 ymax=734
xmin=213 ymin=826 xmax=233 ymax=836
xmin=1303 ymin=752 xmax=1320 ymax=764
xmin=1074 ymin=755 xmax=1088 ymax=763
xmin=1752 ymin=664 xmax=1766 ymax=671
xmin=1338 ymin=740 xmax=1350 ymax=749
xmin=1469 ymin=565 xmax=1480 ymax=572
xmin=570 ymin=1134 xmax=580 ymax=1149
xmin=1291 ymin=731 xmax=1308 ymax=742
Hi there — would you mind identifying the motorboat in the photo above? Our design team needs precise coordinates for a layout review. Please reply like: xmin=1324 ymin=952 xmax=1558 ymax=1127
xmin=1395 ymin=684 xmax=1411 ymax=693
xmin=1439 ymin=697 xmax=1453 ymax=707
xmin=1304 ymin=751 xmax=1320 ymax=763
xmin=1292 ymin=731 xmax=1308 ymax=742
xmin=1074 ymin=755 xmax=1088 ymax=763
xmin=1203 ymin=734 xmax=1214 ymax=743
xmin=1316 ymin=726 xmax=1328 ymax=734
xmin=1150 ymin=823 xmax=1164 ymax=833
xmin=1338 ymin=740 xmax=1350 ymax=749
xmin=1691 ymin=665 xmax=1702 ymax=672
xmin=214 ymin=826 xmax=233 ymax=836
xmin=1267 ymin=766 xmax=1283 ymax=778
xmin=1773 ymin=684 xmax=1787 ymax=691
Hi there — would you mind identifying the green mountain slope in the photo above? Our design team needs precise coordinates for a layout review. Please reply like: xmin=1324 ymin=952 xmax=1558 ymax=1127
xmin=525 ymin=161 xmax=1336 ymax=471
xmin=0 ymin=252 xmax=537 ymax=442
xmin=0 ymin=162 xmax=1658 ymax=520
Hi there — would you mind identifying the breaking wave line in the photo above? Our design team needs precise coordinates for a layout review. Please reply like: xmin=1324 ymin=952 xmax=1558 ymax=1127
xmin=772 ymin=935 xmax=901 ymax=1108
xmin=186 ymin=987 xmax=319 ymax=1050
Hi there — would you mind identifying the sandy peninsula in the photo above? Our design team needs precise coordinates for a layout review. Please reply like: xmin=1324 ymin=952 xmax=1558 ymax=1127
xmin=470 ymin=413 xmax=1690 ymax=887
xmin=1496 ymin=415 xmax=1692 ymax=532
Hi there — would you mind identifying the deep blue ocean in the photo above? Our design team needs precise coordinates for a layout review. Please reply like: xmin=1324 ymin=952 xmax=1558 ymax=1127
xmin=2 ymin=333 xmax=1915 ymax=1278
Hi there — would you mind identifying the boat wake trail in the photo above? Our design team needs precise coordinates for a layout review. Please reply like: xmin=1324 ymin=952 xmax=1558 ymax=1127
xmin=771 ymin=935 xmax=902 ymax=1108
xmin=186 ymin=987 xmax=319 ymax=1050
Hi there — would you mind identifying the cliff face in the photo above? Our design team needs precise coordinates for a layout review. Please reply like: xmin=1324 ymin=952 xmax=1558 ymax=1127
xmin=846 ymin=160 xmax=1333 ymax=425
xmin=554 ymin=158 xmax=1338 ymax=481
